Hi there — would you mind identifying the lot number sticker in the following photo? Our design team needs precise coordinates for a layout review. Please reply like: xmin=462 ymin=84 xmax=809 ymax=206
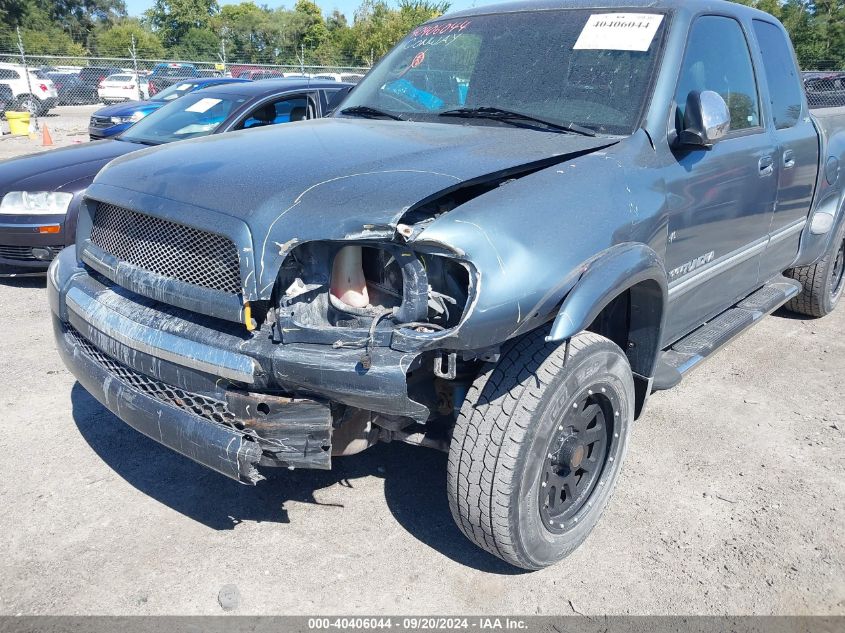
xmin=574 ymin=13 xmax=664 ymax=51
xmin=186 ymin=98 xmax=222 ymax=113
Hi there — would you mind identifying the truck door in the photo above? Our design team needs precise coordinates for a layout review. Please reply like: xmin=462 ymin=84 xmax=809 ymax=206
xmin=663 ymin=15 xmax=778 ymax=345
xmin=752 ymin=19 xmax=820 ymax=279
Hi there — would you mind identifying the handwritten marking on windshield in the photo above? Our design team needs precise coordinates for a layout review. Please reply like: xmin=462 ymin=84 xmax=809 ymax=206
xmin=405 ymin=20 xmax=471 ymax=49
xmin=410 ymin=21 xmax=471 ymax=37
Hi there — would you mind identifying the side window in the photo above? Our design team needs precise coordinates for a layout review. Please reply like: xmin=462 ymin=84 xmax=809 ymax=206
xmin=675 ymin=16 xmax=760 ymax=132
xmin=322 ymin=88 xmax=341 ymax=112
xmin=237 ymin=95 xmax=312 ymax=130
xmin=0 ymin=69 xmax=18 ymax=80
xmin=753 ymin=20 xmax=802 ymax=128
xmin=323 ymin=87 xmax=352 ymax=114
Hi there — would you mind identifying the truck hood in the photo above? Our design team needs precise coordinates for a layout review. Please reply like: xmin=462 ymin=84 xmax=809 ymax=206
xmin=91 ymin=117 xmax=615 ymax=289
xmin=0 ymin=139 xmax=139 ymax=197
xmin=97 ymin=117 xmax=612 ymax=223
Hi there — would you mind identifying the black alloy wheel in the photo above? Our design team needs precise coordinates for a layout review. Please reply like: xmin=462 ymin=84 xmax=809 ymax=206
xmin=539 ymin=384 xmax=617 ymax=532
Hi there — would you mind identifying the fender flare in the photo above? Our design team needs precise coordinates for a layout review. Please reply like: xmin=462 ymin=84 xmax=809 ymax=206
xmin=547 ymin=242 xmax=668 ymax=378
xmin=822 ymin=191 xmax=845 ymax=253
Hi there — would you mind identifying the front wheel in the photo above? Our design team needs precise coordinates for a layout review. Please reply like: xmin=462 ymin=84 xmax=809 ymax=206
xmin=447 ymin=330 xmax=634 ymax=570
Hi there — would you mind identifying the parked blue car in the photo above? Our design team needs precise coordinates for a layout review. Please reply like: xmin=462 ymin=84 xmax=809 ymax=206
xmin=88 ymin=77 xmax=250 ymax=140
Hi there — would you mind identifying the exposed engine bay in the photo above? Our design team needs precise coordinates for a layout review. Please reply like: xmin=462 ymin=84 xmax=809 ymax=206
xmin=265 ymin=238 xmax=475 ymax=458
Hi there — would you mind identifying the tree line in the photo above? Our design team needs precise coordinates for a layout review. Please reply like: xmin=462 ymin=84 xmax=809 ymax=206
xmin=735 ymin=0 xmax=845 ymax=68
xmin=0 ymin=0 xmax=449 ymax=67
xmin=0 ymin=0 xmax=843 ymax=69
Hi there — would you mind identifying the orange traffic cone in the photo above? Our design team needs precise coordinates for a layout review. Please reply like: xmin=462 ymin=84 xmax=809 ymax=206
xmin=41 ymin=124 xmax=53 ymax=147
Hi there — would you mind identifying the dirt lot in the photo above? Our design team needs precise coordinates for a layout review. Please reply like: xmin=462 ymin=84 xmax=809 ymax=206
xmin=0 ymin=107 xmax=843 ymax=616
xmin=0 ymin=105 xmax=96 ymax=160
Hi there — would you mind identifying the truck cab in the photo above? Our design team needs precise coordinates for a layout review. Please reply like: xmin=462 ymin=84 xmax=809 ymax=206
xmin=48 ymin=0 xmax=845 ymax=570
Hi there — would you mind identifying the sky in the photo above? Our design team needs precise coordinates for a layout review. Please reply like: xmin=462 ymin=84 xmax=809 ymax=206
xmin=123 ymin=0 xmax=498 ymax=22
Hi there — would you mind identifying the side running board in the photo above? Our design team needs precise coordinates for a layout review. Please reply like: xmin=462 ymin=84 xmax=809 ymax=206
xmin=652 ymin=276 xmax=801 ymax=392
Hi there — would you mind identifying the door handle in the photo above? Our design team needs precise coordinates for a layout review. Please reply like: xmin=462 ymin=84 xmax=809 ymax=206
xmin=759 ymin=155 xmax=774 ymax=177
xmin=783 ymin=149 xmax=796 ymax=169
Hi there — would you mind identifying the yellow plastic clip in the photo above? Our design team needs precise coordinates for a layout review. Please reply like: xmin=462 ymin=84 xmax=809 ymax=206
xmin=243 ymin=302 xmax=255 ymax=331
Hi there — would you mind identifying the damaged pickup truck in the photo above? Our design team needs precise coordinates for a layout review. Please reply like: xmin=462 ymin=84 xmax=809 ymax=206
xmin=49 ymin=0 xmax=845 ymax=569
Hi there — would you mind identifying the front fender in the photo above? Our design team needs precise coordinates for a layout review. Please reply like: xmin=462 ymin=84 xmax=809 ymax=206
xmin=547 ymin=242 xmax=668 ymax=377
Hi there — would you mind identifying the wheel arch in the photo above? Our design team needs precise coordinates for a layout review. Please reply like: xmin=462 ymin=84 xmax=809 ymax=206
xmin=546 ymin=243 xmax=667 ymax=416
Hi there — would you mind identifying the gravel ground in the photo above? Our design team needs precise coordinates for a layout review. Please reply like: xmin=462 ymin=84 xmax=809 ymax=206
xmin=0 ymin=107 xmax=843 ymax=616
xmin=0 ymin=105 xmax=97 ymax=159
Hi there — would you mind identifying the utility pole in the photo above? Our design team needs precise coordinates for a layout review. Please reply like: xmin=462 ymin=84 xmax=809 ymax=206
xmin=300 ymin=43 xmax=305 ymax=75
xmin=218 ymin=32 xmax=227 ymax=76
xmin=129 ymin=34 xmax=142 ymax=100
xmin=16 ymin=27 xmax=36 ymax=119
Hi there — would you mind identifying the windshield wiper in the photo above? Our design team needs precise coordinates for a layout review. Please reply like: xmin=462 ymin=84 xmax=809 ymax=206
xmin=118 ymin=137 xmax=159 ymax=146
xmin=341 ymin=105 xmax=405 ymax=121
xmin=439 ymin=107 xmax=596 ymax=137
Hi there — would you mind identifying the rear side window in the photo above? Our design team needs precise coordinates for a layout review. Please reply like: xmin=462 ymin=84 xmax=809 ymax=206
xmin=237 ymin=96 xmax=311 ymax=129
xmin=675 ymin=16 xmax=760 ymax=131
xmin=753 ymin=20 xmax=802 ymax=128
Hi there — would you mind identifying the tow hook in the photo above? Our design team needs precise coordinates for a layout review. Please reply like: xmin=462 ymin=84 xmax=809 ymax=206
xmin=434 ymin=351 xmax=457 ymax=380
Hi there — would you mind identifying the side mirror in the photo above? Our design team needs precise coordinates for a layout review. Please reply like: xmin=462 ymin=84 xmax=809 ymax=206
xmin=325 ymin=86 xmax=353 ymax=115
xmin=679 ymin=90 xmax=731 ymax=148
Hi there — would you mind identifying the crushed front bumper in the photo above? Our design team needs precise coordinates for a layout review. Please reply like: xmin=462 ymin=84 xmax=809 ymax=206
xmin=49 ymin=247 xmax=430 ymax=483
xmin=49 ymin=247 xmax=335 ymax=484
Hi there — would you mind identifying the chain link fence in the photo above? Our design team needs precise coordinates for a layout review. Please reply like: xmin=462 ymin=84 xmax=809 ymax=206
xmin=0 ymin=49 xmax=370 ymax=115
xmin=802 ymin=63 xmax=845 ymax=109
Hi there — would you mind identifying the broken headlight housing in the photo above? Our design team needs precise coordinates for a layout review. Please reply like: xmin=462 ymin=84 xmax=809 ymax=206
xmin=273 ymin=242 xmax=471 ymax=347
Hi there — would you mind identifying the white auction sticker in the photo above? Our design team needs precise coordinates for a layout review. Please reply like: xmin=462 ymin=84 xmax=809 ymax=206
xmin=185 ymin=97 xmax=222 ymax=113
xmin=573 ymin=13 xmax=664 ymax=52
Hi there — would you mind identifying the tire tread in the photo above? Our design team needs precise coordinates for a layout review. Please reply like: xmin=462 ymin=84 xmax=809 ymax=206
xmin=785 ymin=258 xmax=827 ymax=317
xmin=446 ymin=329 xmax=613 ymax=568
xmin=785 ymin=222 xmax=845 ymax=318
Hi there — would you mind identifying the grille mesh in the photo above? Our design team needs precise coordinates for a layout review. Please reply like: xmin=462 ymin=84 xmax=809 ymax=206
xmin=67 ymin=327 xmax=237 ymax=426
xmin=89 ymin=202 xmax=242 ymax=294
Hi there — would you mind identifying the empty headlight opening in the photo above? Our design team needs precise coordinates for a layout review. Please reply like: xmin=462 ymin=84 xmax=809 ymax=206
xmin=329 ymin=244 xmax=429 ymax=324
xmin=330 ymin=245 xmax=406 ymax=315
xmin=275 ymin=242 xmax=470 ymax=345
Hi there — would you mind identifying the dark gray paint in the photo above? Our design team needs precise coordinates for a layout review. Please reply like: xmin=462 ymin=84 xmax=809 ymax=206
xmin=51 ymin=0 xmax=845 ymax=482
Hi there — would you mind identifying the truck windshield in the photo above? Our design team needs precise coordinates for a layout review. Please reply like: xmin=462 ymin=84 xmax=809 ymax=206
xmin=343 ymin=9 xmax=667 ymax=135
xmin=120 ymin=92 xmax=245 ymax=145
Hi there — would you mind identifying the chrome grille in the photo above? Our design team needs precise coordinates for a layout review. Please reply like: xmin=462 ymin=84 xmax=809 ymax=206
xmin=67 ymin=326 xmax=236 ymax=426
xmin=89 ymin=201 xmax=241 ymax=294
xmin=90 ymin=116 xmax=112 ymax=129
